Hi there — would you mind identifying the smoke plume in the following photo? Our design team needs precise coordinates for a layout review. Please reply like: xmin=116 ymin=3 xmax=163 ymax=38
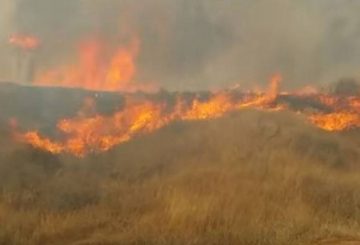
xmin=1 ymin=0 xmax=360 ymax=90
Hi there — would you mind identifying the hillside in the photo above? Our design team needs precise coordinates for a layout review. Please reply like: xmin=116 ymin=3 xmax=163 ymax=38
xmin=0 ymin=84 xmax=360 ymax=244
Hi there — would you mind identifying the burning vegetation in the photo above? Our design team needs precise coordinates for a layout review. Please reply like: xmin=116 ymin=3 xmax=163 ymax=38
xmin=34 ymin=36 xmax=157 ymax=92
xmin=3 ymin=1 xmax=360 ymax=244
xmin=9 ymin=34 xmax=40 ymax=51
xmin=12 ymin=74 xmax=360 ymax=157
xmin=7 ymin=31 xmax=359 ymax=158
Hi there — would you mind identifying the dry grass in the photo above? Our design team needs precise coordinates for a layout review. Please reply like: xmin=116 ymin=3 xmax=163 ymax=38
xmin=0 ymin=110 xmax=360 ymax=245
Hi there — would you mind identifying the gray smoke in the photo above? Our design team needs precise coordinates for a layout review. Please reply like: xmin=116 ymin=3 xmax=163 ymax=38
xmin=1 ymin=0 xmax=360 ymax=90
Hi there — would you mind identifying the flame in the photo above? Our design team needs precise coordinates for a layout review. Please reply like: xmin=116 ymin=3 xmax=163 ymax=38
xmin=309 ymin=95 xmax=360 ymax=131
xmin=181 ymin=93 xmax=236 ymax=120
xmin=14 ymin=75 xmax=360 ymax=157
xmin=310 ymin=112 xmax=360 ymax=131
xmin=16 ymin=97 xmax=174 ymax=157
xmin=105 ymin=38 xmax=139 ymax=89
xmin=35 ymin=36 xmax=156 ymax=92
xmin=9 ymin=34 xmax=40 ymax=50
xmin=349 ymin=97 xmax=360 ymax=111
xmin=16 ymin=75 xmax=284 ymax=156
xmin=182 ymin=74 xmax=283 ymax=120
xmin=21 ymin=131 xmax=63 ymax=154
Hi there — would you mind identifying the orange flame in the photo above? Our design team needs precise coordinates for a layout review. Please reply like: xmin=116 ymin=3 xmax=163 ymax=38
xmin=310 ymin=112 xmax=360 ymax=132
xmin=14 ymin=75 xmax=360 ymax=156
xmin=17 ymin=100 xmax=173 ymax=157
xmin=35 ymin=36 xmax=156 ymax=92
xmin=9 ymin=34 xmax=40 ymax=50
xmin=21 ymin=131 xmax=63 ymax=154
xmin=16 ymin=75 xmax=285 ymax=156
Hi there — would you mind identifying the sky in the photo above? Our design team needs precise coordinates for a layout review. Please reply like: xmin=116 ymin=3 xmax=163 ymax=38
xmin=1 ymin=0 xmax=360 ymax=90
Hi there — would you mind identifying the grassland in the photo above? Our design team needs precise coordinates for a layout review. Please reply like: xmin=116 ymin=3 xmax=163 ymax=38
xmin=0 ymin=109 xmax=360 ymax=245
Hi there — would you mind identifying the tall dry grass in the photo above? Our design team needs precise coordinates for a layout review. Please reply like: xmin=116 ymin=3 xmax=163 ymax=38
xmin=0 ymin=110 xmax=360 ymax=245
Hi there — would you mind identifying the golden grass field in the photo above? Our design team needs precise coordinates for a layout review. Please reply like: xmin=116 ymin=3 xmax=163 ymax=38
xmin=1 ymin=109 xmax=360 ymax=245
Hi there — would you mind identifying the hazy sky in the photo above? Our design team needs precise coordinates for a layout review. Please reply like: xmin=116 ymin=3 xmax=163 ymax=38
xmin=1 ymin=0 xmax=360 ymax=90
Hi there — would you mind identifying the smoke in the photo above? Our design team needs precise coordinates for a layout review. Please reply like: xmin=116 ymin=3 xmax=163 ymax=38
xmin=0 ymin=0 xmax=16 ymax=80
xmin=1 ymin=0 xmax=360 ymax=89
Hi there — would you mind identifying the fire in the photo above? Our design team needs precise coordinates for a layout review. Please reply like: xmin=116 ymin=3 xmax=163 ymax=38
xmin=310 ymin=94 xmax=360 ymax=131
xmin=105 ymin=39 xmax=139 ymax=89
xmin=9 ymin=34 xmax=40 ymax=50
xmin=267 ymin=73 xmax=281 ymax=101
xmin=16 ymin=98 xmax=174 ymax=157
xmin=14 ymin=74 xmax=360 ymax=157
xmin=310 ymin=112 xmax=360 ymax=132
xmin=182 ymin=74 xmax=283 ymax=120
xmin=21 ymin=131 xmax=63 ymax=154
xmin=349 ymin=97 xmax=360 ymax=111
xmin=35 ymin=37 xmax=156 ymax=92
xmin=16 ymin=76 xmax=284 ymax=156
xmin=181 ymin=93 xmax=236 ymax=120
